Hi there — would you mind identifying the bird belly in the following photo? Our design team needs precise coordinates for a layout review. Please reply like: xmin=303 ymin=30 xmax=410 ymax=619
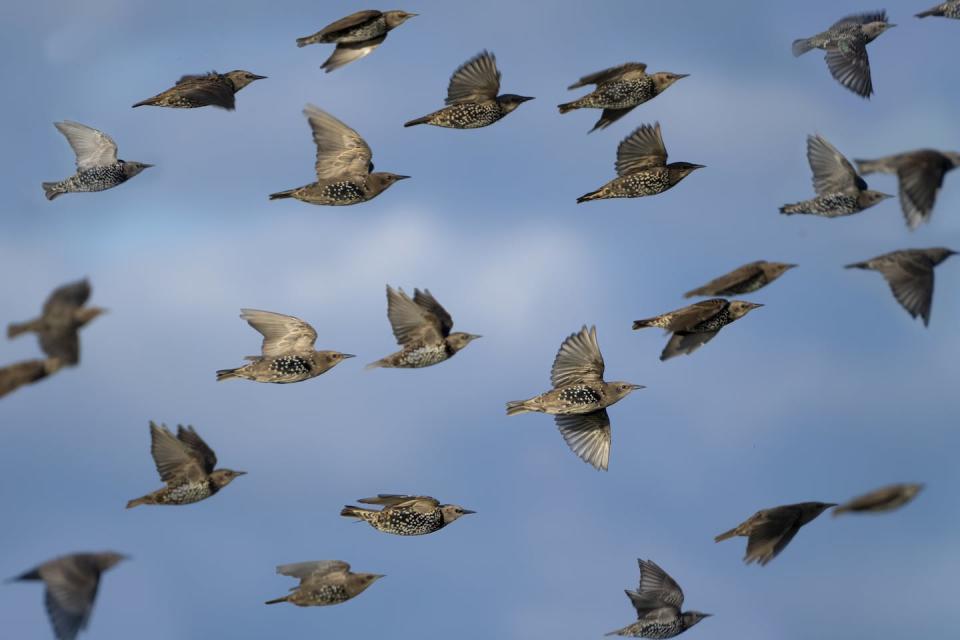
xmin=428 ymin=103 xmax=502 ymax=129
xmin=375 ymin=508 xmax=444 ymax=535
xmin=158 ymin=482 xmax=213 ymax=505
xmin=591 ymin=79 xmax=654 ymax=108
xmin=67 ymin=165 xmax=129 ymax=193
xmin=394 ymin=343 xmax=450 ymax=368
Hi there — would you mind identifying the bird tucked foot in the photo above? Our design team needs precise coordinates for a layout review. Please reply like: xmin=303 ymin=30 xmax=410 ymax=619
xmin=296 ymin=35 xmax=322 ymax=47
xmin=778 ymin=201 xmax=809 ymax=215
xmin=713 ymin=527 xmax=739 ymax=542
xmin=41 ymin=181 xmax=66 ymax=201
xmin=341 ymin=506 xmax=376 ymax=521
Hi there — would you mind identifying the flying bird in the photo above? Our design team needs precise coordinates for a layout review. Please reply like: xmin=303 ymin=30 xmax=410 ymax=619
xmin=506 ymin=326 xmax=644 ymax=471
xmin=367 ymin=286 xmax=480 ymax=369
xmin=855 ymin=149 xmax=960 ymax=229
xmin=577 ymin=122 xmax=704 ymax=203
xmin=845 ymin=247 xmax=956 ymax=326
xmin=126 ymin=422 xmax=245 ymax=508
xmin=296 ymin=10 xmax=417 ymax=72
xmin=606 ymin=559 xmax=712 ymax=638
xmin=780 ymin=134 xmax=892 ymax=217
xmin=916 ymin=1 xmax=960 ymax=18
xmin=404 ymin=51 xmax=533 ymax=128
xmin=269 ymin=105 xmax=408 ymax=205
xmin=341 ymin=495 xmax=474 ymax=536
xmin=792 ymin=11 xmax=895 ymax=98
xmin=684 ymin=261 xmax=796 ymax=298
xmin=216 ymin=309 xmax=354 ymax=383
xmin=833 ymin=483 xmax=924 ymax=516
xmin=715 ymin=502 xmax=836 ymax=565
xmin=10 ymin=552 xmax=126 ymax=640
xmin=558 ymin=63 xmax=688 ymax=132
xmin=265 ymin=561 xmax=383 ymax=606
xmin=633 ymin=299 xmax=762 ymax=361
xmin=43 ymin=121 xmax=152 ymax=200
xmin=0 ymin=358 xmax=62 ymax=399
xmin=132 ymin=70 xmax=266 ymax=109
xmin=7 ymin=279 xmax=105 ymax=366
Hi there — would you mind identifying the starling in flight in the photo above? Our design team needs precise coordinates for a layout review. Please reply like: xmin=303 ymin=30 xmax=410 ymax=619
xmin=714 ymin=502 xmax=836 ymax=565
xmin=916 ymin=1 xmax=960 ymax=18
xmin=11 ymin=551 xmax=126 ymax=640
xmin=43 ymin=121 xmax=152 ymax=200
xmin=0 ymin=358 xmax=62 ymax=399
xmin=633 ymin=299 xmax=762 ymax=361
xmin=265 ymin=561 xmax=383 ymax=606
xmin=855 ymin=150 xmax=960 ymax=229
xmin=367 ymin=286 xmax=480 ymax=369
xmin=833 ymin=483 xmax=924 ymax=516
xmin=780 ymin=134 xmax=892 ymax=217
xmin=844 ymin=247 xmax=956 ymax=326
xmin=577 ymin=123 xmax=704 ymax=203
xmin=606 ymin=558 xmax=712 ymax=638
xmin=341 ymin=494 xmax=475 ymax=536
xmin=792 ymin=11 xmax=895 ymax=98
xmin=269 ymin=105 xmax=408 ymax=205
xmin=126 ymin=422 xmax=245 ymax=508
xmin=132 ymin=70 xmax=266 ymax=109
xmin=404 ymin=51 xmax=533 ymax=128
xmin=7 ymin=279 xmax=105 ymax=366
xmin=558 ymin=63 xmax=688 ymax=132
xmin=506 ymin=326 xmax=644 ymax=471
xmin=296 ymin=10 xmax=417 ymax=72
xmin=216 ymin=308 xmax=354 ymax=383
xmin=684 ymin=261 xmax=796 ymax=298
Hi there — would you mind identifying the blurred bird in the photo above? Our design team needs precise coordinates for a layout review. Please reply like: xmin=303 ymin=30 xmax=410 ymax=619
xmin=7 ymin=279 xmax=105 ymax=366
xmin=126 ymin=422 xmax=245 ymax=508
xmin=132 ymin=70 xmax=266 ymax=109
xmin=577 ymin=123 xmax=704 ymax=203
xmin=368 ymin=286 xmax=480 ymax=369
xmin=833 ymin=483 xmax=924 ymax=516
xmin=42 ymin=121 xmax=152 ymax=200
xmin=916 ymin=1 xmax=960 ymax=18
xmin=296 ymin=10 xmax=417 ymax=72
xmin=10 ymin=551 xmax=126 ymax=640
xmin=216 ymin=309 xmax=354 ymax=383
xmin=780 ymin=134 xmax=892 ymax=217
xmin=558 ymin=63 xmax=688 ymax=132
xmin=792 ymin=11 xmax=895 ymax=98
xmin=855 ymin=150 xmax=960 ymax=229
xmin=844 ymin=247 xmax=956 ymax=326
xmin=606 ymin=559 xmax=712 ymax=638
xmin=633 ymin=299 xmax=762 ymax=361
xmin=506 ymin=326 xmax=644 ymax=471
xmin=0 ymin=358 xmax=62 ymax=399
xmin=404 ymin=51 xmax=533 ymax=128
xmin=265 ymin=561 xmax=383 ymax=606
xmin=684 ymin=261 xmax=796 ymax=298
xmin=341 ymin=495 xmax=474 ymax=536
xmin=269 ymin=105 xmax=408 ymax=205
xmin=715 ymin=502 xmax=836 ymax=565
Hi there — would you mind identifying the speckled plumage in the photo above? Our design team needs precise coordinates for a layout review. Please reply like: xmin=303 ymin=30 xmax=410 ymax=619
xmin=132 ymin=70 xmax=265 ymax=110
xmin=607 ymin=560 xmax=711 ymax=639
xmin=341 ymin=495 xmax=474 ymax=536
xmin=916 ymin=1 xmax=960 ymax=18
xmin=296 ymin=10 xmax=417 ymax=72
xmin=265 ymin=561 xmax=383 ymax=607
xmin=633 ymin=299 xmax=763 ymax=361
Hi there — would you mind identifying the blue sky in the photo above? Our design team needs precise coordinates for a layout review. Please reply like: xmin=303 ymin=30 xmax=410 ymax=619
xmin=2 ymin=1 xmax=959 ymax=638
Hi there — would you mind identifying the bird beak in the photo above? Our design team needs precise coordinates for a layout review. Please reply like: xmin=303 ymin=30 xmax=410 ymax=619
xmin=630 ymin=384 xmax=646 ymax=390
xmin=750 ymin=303 xmax=765 ymax=309
xmin=394 ymin=175 xmax=411 ymax=181
xmin=518 ymin=96 xmax=536 ymax=102
xmin=785 ymin=263 xmax=798 ymax=269
xmin=461 ymin=509 xmax=477 ymax=515
xmin=690 ymin=164 xmax=706 ymax=170
xmin=373 ymin=574 xmax=387 ymax=580
xmin=674 ymin=73 xmax=690 ymax=79
xmin=142 ymin=164 xmax=155 ymax=169
xmin=469 ymin=334 xmax=483 ymax=340
xmin=251 ymin=74 xmax=268 ymax=80
xmin=341 ymin=354 xmax=356 ymax=359
xmin=701 ymin=613 xmax=713 ymax=618
xmin=886 ymin=23 xmax=897 ymax=28
xmin=406 ymin=12 xmax=419 ymax=17
xmin=233 ymin=471 xmax=248 ymax=476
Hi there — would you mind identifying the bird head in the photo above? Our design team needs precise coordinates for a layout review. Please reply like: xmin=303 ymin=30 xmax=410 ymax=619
xmin=440 ymin=504 xmax=476 ymax=524
xmin=95 ymin=552 xmax=128 ymax=572
xmin=901 ymin=483 xmax=925 ymax=499
xmin=210 ymin=469 xmax=247 ymax=488
xmin=944 ymin=152 xmax=960 ymax=168
xmin=926 ymin=247 xmax=958 ymax=265
xmin=800 ymin=502 xmax=838 ymax=524
xmin=76 ymin=306 xmax=107 ymax=327
xmin=368 ymin=172 xmax=410 ymax=196
xmin=667 ymin=162 xmax=706 ymax=182
xmin=497 ymin=94 xmax=535 ymax=114
xmin=761 ymin=261 xmax=798 ymax=280
xmin=121 ymin=161 xmax=153 ymax=177
xmin=317 ymin=351 xmax=356 ymax=369
xmin=384 ymin=10 xmax=418 ymax=28
xmin=727 ymin=300 xmax=764 ymax=319
xmin=650 ymin=71 xmax=689 ymax=92
xmin=682 ymin=612 xmax=712 ymax=629
xmin=348 ymin=572 xmax=385 ymax=595
xmin=858 ymin=189 xmax=894 ymax=210
xmin=607 ymin=382 xmax=645 ymax=402
xmin=863 ymin=20 xmax=895 ymax=42
xmin=225 ymin=70 xmax=267 ymax=91
xmin=446 ymin=332 xmax=481 ymax=353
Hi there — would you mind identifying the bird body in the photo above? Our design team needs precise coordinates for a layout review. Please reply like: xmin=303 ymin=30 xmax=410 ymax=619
xmin=296 ymin=10 xmax=417 ymax=72
xmin=606 ymin=559 xmax=711 ymax=638
xmin=633 ymin=299 xmax=762 ymax=361
xmin=7 ymin=279 xmax=104 ymax=366
xmin=43 ymin=121 xmax=151 ymax=200
xmin=577 ymin=123 xmax=703 ymax=203
xmin=341 ymin=494 xmax=474 ymax=536
xmin=845 ymin=247 xmax=955 ymax=326
xmin=916 ymin=1 xmax=960 ymax=18
xmin=715 ymin=502 xmax=835 ymax=565
xmin=684 ymin=261 xmax=796 ymax=298
xmin=269 ymin=105 xmax=407 ymax=205
xmin=855 ymin=149 xmax=960 ymax=229
xmin=404 ymin=51 xmax=533 ymax=128
xmin=834 ymin=483 xmax=924 ymax=515
xmin=265 ymin=561 xmax=383 ymax=606
xmin=132 ymin=70 xmax=265 ymax=109
xmin=217 ymin=309 xmax=354 ymax=383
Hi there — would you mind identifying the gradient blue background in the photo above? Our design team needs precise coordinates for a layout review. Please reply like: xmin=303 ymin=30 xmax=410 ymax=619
xmin=2 ymin=1 xmax=959 ymax=638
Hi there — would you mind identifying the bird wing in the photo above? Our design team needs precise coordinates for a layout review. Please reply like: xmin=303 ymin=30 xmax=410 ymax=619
xmin=445 ymin=51 xmax=501 ymax=104
xmin=413 ymin=289 xmax=454 ymax=337
xmin=744 ymin=510 xmax=799 ymax=566
xmin=662 ymin=299 xmax=729 ymax=332
xmin=824 ymin=44 xmax=873 ymax=99
xmin=615 ymin=123 xmax=667 ymax=175
xmin=897 ymin=156 xmax=945 ymax=229
xmin=277 ymin=561 xmax=350 ymax=583
xmin=550 ymin=325 xmax=605 ymax=388
xmin=54 ymin=121 xmax=118 ymax=170
xmin=176 ymin=425 xmax=217 ymax=474
xmin=318 ymin=10 xmax=382 ymax=38
xmin=240 ymin=309 xmax=318 ymax=356
xmin=149 ymin=422 xmax=206 ymax=485
xmin=807 ymin=134 xmax=861 ymax=196
xmin=303 ymin=104 xmax=373 ymax=180
xmin=357 ymin=494 xmax=418 ymax=506
xmin=660 ymin=330 xmax=720 ymax=361
xmin=172 ymin=73 xmax=236 ymax=109
xmin=590 ymin=107 xmax=637 ymax=133
xmin=0 ymin=359 xmax=55 ymax=398
xmin=40 ymin=557 xmax=100 ymax=640
xmin=322 ymin=35 xmax=386 ymax=73
xmin=43 ymin=280 xmax=91 ymax=316
xmin=636 ymin=559 xmax=684 ymax=609
xmin=38 ymin=331 xmax=80 ymax=365
xmin=386 ymin=286 xmax=443 ymax=345
xmin=836 ymin=485 xmax=901 ymax=512
xmin=567 ymin=62 xmax=647 ymax=89
xmin=831 ymin=11 xmax=888 ymax=27
xmin=555 ymin=410 xmax=610 ymax=471
xmin=877 ymin=255 xmax=935 ymax=326
xmin=684 ymin=262 xmax=764 ymax=298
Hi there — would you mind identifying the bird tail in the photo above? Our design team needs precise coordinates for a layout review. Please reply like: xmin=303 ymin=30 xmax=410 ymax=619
xmin=852 ymin=158 xmax=887 ymax=175
xmin=682 ymin=287 xmax=705 ymax=299
xmin=42 ymin=182 xmax=64 ymax=201
xmin=8 ymin=568 xmax=41 ymax=582
xmin=131 ymin=96 xmax=158 ymax=108
xmin=264 ymin=595 xmax=289 ymax=605
xmin=403 ymin=115 xmax=430 ymax=128
xmin=915 ymin=8 xmax=939 ymax=18
xmin=631 ymin=317 xmax=657 ymax=330
xmin=364 ymin=358 xmax=390 ymax=370
xmin=126 ymin=496 xmax=150 ymax=509
xmin=340 ymin=505 xmax=374 ymax=520
xmin=778 ymin=201 xmax=808 ymax=215
xmin=7 ymin=320 xmax=36 ymax=339
xmin=268 ymin=189 xmax=296 ymax=200
xmin=505 ymin=399 xmax=535 ymax=416
xmin=844 ymin=260 xmax=869 ymax=270
xmin=295 ymin=35 xmax=316 ymax=47
xmin=557 ymin=100 xmax=580 ymax=114
xmin=791 ymin=38 xmax=815 ymax=57
xmin=216 ymin=368 xmax=242 ymax=381
xmin=713 ymin=527 xmax=738 ymax=542
xmin=576 ymin=188 xmax=604 ymax=204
